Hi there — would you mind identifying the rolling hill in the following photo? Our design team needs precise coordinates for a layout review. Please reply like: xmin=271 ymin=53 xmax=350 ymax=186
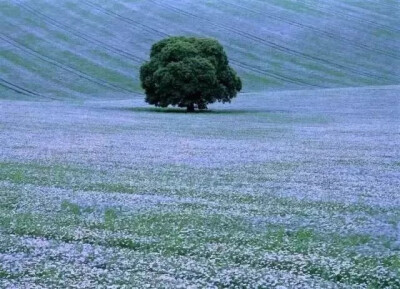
xmin=1 ymin=1 xmax=400 ymax=287
xmin=1 ymin=0 xmax=399 ymax=100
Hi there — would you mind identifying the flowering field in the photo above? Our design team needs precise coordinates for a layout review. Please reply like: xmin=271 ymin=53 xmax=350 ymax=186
xmin=0 ymin=86 xmax=399 ymax=288
xmin=1 ymin=0 xmax=399 ymax=98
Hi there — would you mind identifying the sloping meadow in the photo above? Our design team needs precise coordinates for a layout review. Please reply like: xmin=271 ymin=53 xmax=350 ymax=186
xmin=1 ymin=0 xmax=399 ymax=100
xmin=1 ymin=86 xmax=399 ymax=287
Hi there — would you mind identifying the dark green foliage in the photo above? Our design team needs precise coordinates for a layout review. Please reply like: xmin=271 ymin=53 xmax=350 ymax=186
xmin=140 ymin=37 xmax=242 ymax=111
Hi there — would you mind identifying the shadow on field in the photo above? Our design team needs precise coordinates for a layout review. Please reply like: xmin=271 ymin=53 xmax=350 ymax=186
xmin=113 ymin=107 xmax=329 ymax=124
xmin=123 ymin=107 xmax=281 ymax=114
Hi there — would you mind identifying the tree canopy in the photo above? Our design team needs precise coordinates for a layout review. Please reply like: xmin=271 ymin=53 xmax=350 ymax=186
xmin=140 ymin=37 xmax=242 ymax=112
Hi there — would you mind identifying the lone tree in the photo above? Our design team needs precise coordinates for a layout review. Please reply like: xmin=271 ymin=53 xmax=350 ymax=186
xmin=140 ymin=36 xmax=242 ymax=112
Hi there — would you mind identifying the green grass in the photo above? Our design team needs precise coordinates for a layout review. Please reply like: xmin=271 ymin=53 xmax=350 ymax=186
xmin=0 ymin=50 xmax=97 ymax=95
xmin=266 ymin=0 xmax=323 ymax=15
xmin=59 ymin=51 xmax=137 ymax=90
xmin=61 ymin=200 xmax=82 ymax=215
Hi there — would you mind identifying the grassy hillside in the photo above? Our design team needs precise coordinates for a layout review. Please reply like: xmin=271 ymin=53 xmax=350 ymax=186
xmin=1 ymin=0 xmax=399 ymax=99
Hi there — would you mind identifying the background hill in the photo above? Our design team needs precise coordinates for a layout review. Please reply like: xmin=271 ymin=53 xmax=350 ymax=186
xmin=1 ymin=0 xmax=399 ymax=100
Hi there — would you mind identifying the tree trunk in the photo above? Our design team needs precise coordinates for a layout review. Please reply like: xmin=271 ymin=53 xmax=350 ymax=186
xmin=198 ymin=103 xmax=208 ymax=110
xmin=186 ymin=104 xmax=195 ymax=112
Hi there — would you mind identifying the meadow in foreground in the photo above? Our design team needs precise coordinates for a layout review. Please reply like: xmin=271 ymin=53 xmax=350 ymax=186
xmin=0 ymin=86 xmax=399 ymax=288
